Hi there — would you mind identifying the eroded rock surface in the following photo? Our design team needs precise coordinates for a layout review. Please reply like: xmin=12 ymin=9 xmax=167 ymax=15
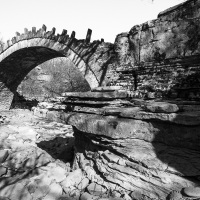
xmin=32 ymin=89 xmax=200 ymax=200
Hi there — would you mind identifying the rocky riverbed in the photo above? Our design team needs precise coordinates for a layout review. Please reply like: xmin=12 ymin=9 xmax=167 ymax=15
xmin=1 ymin=96 xmax=200 ymax=200
xmin=0 ymin=109 xmax=109 ymax=200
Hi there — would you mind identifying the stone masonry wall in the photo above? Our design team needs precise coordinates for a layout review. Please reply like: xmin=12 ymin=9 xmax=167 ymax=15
xmin=111 ymin=0 xmax=200 ymax=99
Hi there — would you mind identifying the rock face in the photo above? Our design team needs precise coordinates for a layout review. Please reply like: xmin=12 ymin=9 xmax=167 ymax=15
xmin=34 ymin=90 xmax=200 ymax=200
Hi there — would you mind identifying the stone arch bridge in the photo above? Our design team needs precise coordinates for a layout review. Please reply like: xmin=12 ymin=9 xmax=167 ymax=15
xmin=0 ymin=25 xmax=115 ymax=109
xmin=1 ymin=0 xmax=200 ymax=110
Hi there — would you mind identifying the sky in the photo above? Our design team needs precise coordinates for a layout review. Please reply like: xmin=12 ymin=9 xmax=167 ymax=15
xmin=0 ymin=0 xmax=185 ymax=43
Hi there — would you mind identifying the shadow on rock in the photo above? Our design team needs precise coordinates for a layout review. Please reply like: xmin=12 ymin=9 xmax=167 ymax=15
xmin=168 ymin=72 xmax=200 ymax=100
xmin=37 ymin=136 xmax=75 ymax=163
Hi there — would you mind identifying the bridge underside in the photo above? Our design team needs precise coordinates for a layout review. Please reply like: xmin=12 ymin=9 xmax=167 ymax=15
xmin=0 ymin=47 xmax=64 ymax=92
xmin=0 ymin=47 xmax=65 ymax=109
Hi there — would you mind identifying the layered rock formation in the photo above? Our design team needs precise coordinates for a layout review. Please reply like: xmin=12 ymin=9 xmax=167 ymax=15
xmin=33 ymin=87 xmax=200 ymax=200
xmin=0 ymin=26 xmax=114 ymax=109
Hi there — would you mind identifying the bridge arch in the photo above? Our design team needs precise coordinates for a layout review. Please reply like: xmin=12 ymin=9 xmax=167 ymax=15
xmin=0 ymin=25 xmax=113 ymax=109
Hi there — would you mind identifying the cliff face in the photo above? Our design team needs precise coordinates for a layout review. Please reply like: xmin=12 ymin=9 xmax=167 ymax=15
xmin=111 ymin=0 xmax=200 ymax=99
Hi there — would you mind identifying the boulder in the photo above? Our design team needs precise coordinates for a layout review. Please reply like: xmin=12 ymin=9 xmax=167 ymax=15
xmin=183 ymin=186 xmax=200 ymax=197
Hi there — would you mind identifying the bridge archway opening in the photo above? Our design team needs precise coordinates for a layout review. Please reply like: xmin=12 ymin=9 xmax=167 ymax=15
xmin=0 ymin=45 xmax=96 ymax=110
xmin=16 ymin=57 xmax=91 ymax=102
xmin=0 ymin=46 xmax=66 ymax=92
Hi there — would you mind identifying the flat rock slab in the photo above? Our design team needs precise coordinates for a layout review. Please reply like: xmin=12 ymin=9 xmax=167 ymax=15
xmin=183 ymin=187 xmax=200 ymax=197
xmin=61 ymin=91 xmax=128 ymax=99
xmin=60 ymin=112 xmax=200 ymax=145
xmin=144 ymin=102 xmax=179 ymax=113
xmin=91 ymin=86 xmax=123 ymax=92
xmin=65 ymin=106 xmax=140 ymax=116
xmin=61 ymin=107 xmax=200 ymax=126
xmin=63 ymin=99 xmax=134 ymax=107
